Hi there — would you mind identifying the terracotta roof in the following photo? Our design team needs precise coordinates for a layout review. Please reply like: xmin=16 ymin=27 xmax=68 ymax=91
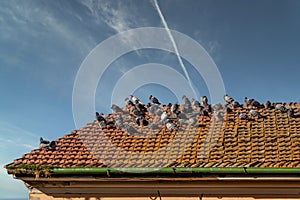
xmin=5 ymin=102 xmax=300 ymax=173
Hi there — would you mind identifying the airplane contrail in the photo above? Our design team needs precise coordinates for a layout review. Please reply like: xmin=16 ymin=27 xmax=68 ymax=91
xmin=153 ymin=0 xmax=197 ymax=97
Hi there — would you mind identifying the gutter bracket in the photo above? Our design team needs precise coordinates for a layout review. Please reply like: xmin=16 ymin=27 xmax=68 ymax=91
xmin=106 ymin=169 xmax=111 ymax=177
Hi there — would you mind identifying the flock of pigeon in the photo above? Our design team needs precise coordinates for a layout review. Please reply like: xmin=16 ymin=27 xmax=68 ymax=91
xmin=39 ymin=94 xmax=297 ymax=149
xmin=95 ymin=94 xmax=297 ymax=135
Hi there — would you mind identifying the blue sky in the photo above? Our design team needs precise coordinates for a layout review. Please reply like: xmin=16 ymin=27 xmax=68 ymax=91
xmin=1 ymin=0 xmax=300 ymax=198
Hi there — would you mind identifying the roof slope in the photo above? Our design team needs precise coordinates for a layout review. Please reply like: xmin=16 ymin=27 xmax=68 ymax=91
xmin=5 ymin=102 xmax=300 ymax=173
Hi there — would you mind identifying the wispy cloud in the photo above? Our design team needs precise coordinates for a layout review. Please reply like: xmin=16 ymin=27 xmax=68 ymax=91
xmin=79 ymin=0 xmax=150 ymax=55
xmin=0 ymin=164 xmax=27 ymax=198
xmin=193 ymin=30 xmax=221 ymax=56
xmin=81 ymin=0 xmax=135 ymax=33
xmin=0 ymin=1 xmax=96 ymax=61
xmin=0 ymin=121 xmax=38 ymax=198
xmin=0 ymin=121 xmax=38 ymax=161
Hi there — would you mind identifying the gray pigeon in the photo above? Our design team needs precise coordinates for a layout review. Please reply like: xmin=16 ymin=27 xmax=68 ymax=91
xmin=124 ymin=98 xmax=134 ymax=106
xmin=249 ymin=109 xmax=261 ymax=117
xmin=200 ymin=96 xmax=208 ymax=106
xmin=171 ymin=103 xmax=180 ymax=115
xmin=264 ymin=101 xmax=272 ymax=109
xmin=115 ymin=116 xmax=125 ymax=129
xmin=213 ymin=111 xmax=223 ymax=122
xmin=111 ymin=104 xmax=123 ymax=113
xmin=160 ymin=111 xmax=169 ymax=122
xmin=148 ymin=104 xmax=159 ymax=114
xmin=287 ymin=108 xmax=295 ymax=118
xmin=188 ymin=117 xmax=197 ymax=126
xmin=238 ymin=113 xmax=248 ymax=120
xmin=96 ymin=112 xmax=107 ymax=128
xmin=224 ymin=94 xmax=234 ymax=104
xmin=275 ymin=104 xmax=287 ymax=113
xmin=245 ymin=97 xmax=261 ymax=108
xmin=182 ymin=95 xmax=191 ymax=106
xmin=166 ymin=120 xmax=176 ymax=131
xmin=124 ymin=124 xmax=138 ymax=135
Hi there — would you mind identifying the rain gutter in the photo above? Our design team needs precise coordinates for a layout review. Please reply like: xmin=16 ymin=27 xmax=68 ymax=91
xmin=51 ymin=167 xmax=300 ymax=175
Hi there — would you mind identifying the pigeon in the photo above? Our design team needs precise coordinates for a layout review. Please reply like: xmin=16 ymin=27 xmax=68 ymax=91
xmin=249 ymin=109 xmax=261 ymax=117
xmin=182 ymin=95 xmax=191 ymax=106
xmin=244 ymin=97 xmax=252 ymax=105
xmin=200 ymin=96 xmax=208 ymax=106
xmin=111 ymin=104 xmax=123 ymax=113
xmin=131 ymin=107 xmax=144 ymax=117
xmin=187 ymin=117 xmax=197 ymax=126
xmin=141 ymin=119 xmax=149 ymax=126
xmin=96 ymin=112 xmax=107 ymax=128
xmin=115 ymin=115 xmax=125 ymax=129
xmin=244 ymin=97 xmax=261 ymax=108
xmin=40 ymin=137 xmax=50 ymax=148
xmin=171 ymin=103 xmax=180 ymax=115
xmin=224 ymin=94 xmax=234 ymax=104
xmin=178 ymin=118 xmax=187 ymax=125
xmin=49 ymin=141 xmax=56 ymax=150
xmin=124 ymin=124 xmax=138 ymax=135
xmin=124 ymin=98 xmax=134 ymax=106
xmin=129 ymin=95 xmax=143 ymax=105
xmin=212 ymin=103 xmax=223 ymax=111
xmin=213 ymin=111 xmax=223 ymax=122
xmin=155 ymin=109 xmax=163 ymax=117
xmin=199 ymin=108 xmax=209 ymax=117
xmin=96 ymin=112 xmax=106 ymax=122
xmin=178 ymin=112 xmax=188 ymax=120
xmin=135 ymin=102 xmax=147 ymax=113
xmin=287 ymin=108 xmax=295 ymax=118
xmin=160 ymin=111 xmax=169 ymax=122
xmin=166 ymin=119 xmax=176 ymax=131
xmin=40 ymin=137 xmax=50 ymax=145
xmin=231 ymin=101 xmax=240 ymax=108
xmin=115 ymin=119 xmax=125 ymax=129
xmin=182 ymin=103 xmax=193 ymax=114
xmin=135 ymin=117 xmax=141 ymax=126
xmin=191 ymin=98 xmax=201 ymax=110
xmin=251 ymin=100 xmax=261 ymax=108
xmin=264 ymin=101 xmax=272 ymax=109
xmin=238 ymin=113 xmax=248 ymax=120
xmin=40 ymin=137 xmax=55 ymax=150
xmin=149 ymin=95 xmax=161 ymax=105
xmin=148 ymin=104 xmax=159 ymax=114
xmin=135 ymin=117 xmax=149 ymax=126
xmin=275 ymin=104 xmax=287 ymax=113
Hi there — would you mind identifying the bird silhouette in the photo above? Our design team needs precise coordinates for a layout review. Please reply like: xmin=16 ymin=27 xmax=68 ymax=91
xmin=166 ymin=119 xmax=176 ymax=131
xmin=224 ymin=94 xmax=234 ymax=104
xmin=238 ymin=113 xmax=248 ymax=120
xmin=249 ymin=109 xmax=261 ymax=117
xmin=287 ymin=108 xmax=295 ymax=118
xmin=40 ymin=137 xmax=55 ymax=150
xmin=275 ymin=104 xmax=287 ymax=113
xmin=149 ymin=95 xmax=161 ymax=105
xmin=200 ymin=96 xmax=208 ymax=106
xmin=96 ymin=112 xmax=107 ymax=129
xmin=124 ymin=98 xmax=134 ymax=106
xmin=40 ymin=137 xmax=50 ymax=145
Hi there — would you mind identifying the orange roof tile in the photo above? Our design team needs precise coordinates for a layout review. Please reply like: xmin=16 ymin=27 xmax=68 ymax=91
xmin=5 ymin=102 xmax=300 ymax=174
